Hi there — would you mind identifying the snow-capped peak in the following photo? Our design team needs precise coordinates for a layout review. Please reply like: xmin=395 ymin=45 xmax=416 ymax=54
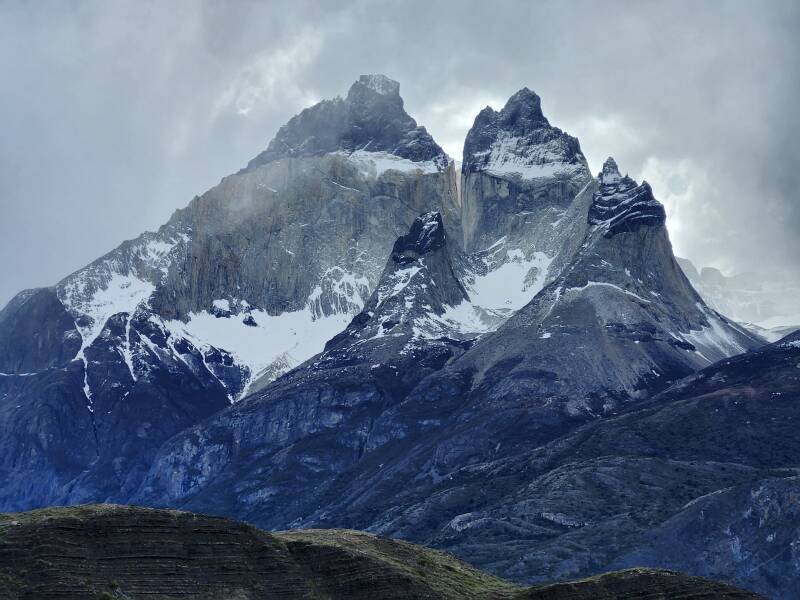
xmin=462 ymin=87 xmax=589 ymax=182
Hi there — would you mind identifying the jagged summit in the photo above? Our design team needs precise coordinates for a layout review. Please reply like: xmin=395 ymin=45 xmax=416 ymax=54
xmin=462 ymin=87 xmax=587 ymax=180
xmin=247 ymin=74 xmax=448 ymax=170
xmin=326 ymin=212 xmax=469 ymax=348
xmin=497 ymin=87 xmax=547 ymax=128
xmin=599 ymin=156 xmax=622 ymax=185
xmin=589 ymin=157 xmax=666 ymax=237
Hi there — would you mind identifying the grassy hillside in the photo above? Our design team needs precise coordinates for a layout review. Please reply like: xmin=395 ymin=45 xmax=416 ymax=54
xmin=0 ymin=504 xmax=759 ymax=599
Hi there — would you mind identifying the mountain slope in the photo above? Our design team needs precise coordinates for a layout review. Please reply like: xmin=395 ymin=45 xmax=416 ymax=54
xmin=419 ymin=331 xmax=800 ymax=598
xmin=0 ymin=504 xmax=760 ymax=600
xmin=133 ymin=212 xmax=478 ymax=524
xmin=0 ymin=75 xmax=459 ymax=512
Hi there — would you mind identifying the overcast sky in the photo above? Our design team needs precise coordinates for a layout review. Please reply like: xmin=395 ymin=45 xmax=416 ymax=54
xmin=1 ymin=0 xmax=798 ymax=306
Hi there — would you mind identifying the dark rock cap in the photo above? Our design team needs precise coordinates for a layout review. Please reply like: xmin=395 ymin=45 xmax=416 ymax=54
xmin=590 ymin=157 xmax=666 ymax=236
xmin=462 ymin=87 xmax=585 ymax=174
xmin=391 ymin=212 xmax=446 ymax=265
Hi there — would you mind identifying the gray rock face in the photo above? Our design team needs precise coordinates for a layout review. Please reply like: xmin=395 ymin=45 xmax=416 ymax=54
xmin=150 ymin=150 xmax=458 ymax=322
xmin=0 ymin=288 xmax=80 ymax=373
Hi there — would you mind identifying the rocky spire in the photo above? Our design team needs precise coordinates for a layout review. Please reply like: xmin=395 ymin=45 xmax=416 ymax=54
xmin=589 ymin=157 xmax=666 ymax=237
xmin=390 ymin=211 xmax=448 ymax=265
xmin=325 ymin=212 xmax=469 ymax=349
xmin=599 ymin=156 xmax=622 ymax=185
xmin=351 ymin=74 xmax=401 ymax=97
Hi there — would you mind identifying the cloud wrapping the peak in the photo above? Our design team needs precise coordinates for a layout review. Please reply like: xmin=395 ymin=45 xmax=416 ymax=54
xmin=0 ymin=0 xmax=798 ymax=305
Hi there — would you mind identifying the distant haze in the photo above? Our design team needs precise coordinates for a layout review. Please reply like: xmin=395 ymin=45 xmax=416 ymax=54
xmin=1 ymin=0 xmax=798 ymax=306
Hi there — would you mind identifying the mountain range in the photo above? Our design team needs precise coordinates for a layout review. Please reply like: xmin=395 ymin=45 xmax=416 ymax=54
xmin=0 ymin=74 xmax=796 ymax=598
xmin=676 ymin=257 xmax=800 ymax=341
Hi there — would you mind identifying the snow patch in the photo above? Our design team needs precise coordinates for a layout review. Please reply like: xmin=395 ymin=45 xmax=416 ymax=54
xmin=167 ymin=305 xmax=352 ymax=400
xmin=467 ymin=249 xmax=553 ymax=313
xmin=343 ymin=150 xmax=444 ymax=177
xmin=212 ymin=299 xmax=231 ymax=312
xmin=683 ymin=305 xmax=748 ymax=363
xmin=61 ymin=273 xmax=156 ymax=364
xmin=566 ymin=281 xmax=652 ymax=305
xmin=476 ymin=133 xmax=585 ymax=180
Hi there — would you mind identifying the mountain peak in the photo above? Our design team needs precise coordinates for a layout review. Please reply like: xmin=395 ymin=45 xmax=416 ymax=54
xmin=599 ymin=156 xmax=622 ymax=184
xmin=589 ymin=160 xmax=666 ymax=236
xmin=323 ymin=211 xmax=467 ymax=349
xmin=500 ymin=87 xmax=546 ymax=126
xmin=462 ymin=88 xmax=588 ymax=181
xmin=352 ymin=74 xmax=400 ymax=97
xmin=391 ymin=212 xmax=446 ymax=265
xmin=247 ymin=76 xmax=447 ymax=170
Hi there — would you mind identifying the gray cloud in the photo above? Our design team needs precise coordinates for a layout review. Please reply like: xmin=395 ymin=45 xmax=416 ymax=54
xmin=1 ymin=0 xmax=798 ymax=305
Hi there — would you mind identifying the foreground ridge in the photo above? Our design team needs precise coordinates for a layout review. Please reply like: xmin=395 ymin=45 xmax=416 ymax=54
xmin=0 ymin=504 xmax=761 ymax=599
